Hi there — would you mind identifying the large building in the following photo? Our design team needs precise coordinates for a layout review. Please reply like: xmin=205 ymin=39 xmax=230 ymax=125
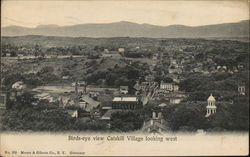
xmin=101 ymin=96 xmax=143 ymax=120
xmin=111 ymin=96 xmax=142 ymax=110
xmin=205 ymin=94 xmax=217 ymax=117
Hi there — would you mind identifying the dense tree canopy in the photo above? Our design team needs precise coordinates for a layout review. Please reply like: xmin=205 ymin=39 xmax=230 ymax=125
xmin=110 ymin=111 xmax=143 ymax=132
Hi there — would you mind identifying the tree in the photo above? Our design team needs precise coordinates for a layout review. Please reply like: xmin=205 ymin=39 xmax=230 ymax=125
xmin=168 ymin=102 xmax=206 ymax=131
xmin=38 ymin=66 xmax=54 ymax=74
xmin=1 ymin=94 xmax=73 ymax=131
xmin=110 ymin=111 xmax=143 ymax=132
xmin=208 ymin=99 xmax=249 ymax=131
xmin=7 ymin=92 xmax=38 ymax=110
xmin=2 ymin=73 xmax=25 ymax=89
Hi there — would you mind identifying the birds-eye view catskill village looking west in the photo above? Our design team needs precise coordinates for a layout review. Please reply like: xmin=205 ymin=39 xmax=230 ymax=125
xmin=0 ymin=16 xmax=249 ymax=133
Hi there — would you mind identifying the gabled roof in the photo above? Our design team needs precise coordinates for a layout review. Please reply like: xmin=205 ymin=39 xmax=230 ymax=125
xmin=141 ymin=82 xmax=149 ymax=86
xmin=12 ymin=81 xmax=26 ymax=90
xmin=101 ymin=109 xmax=122 ymax=120
xmin=133 ymin=83 xmax=140 ymax=90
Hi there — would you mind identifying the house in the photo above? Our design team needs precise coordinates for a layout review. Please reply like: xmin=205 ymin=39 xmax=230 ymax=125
xmin=173 ymin=85 xmax=179 ymax=91
xmin=170 ymin=59 xmax=177 ymax=65
xmin=62 ymin=76 xmax=70 ymax=80
xmin=58 ymin=96 xmax=67 ymax=108
xmin=140 ymin=82 xmax=149 ymax=91
xmin=12 ymin=81 xmax=26 ymax=90
xmin=237 ymin=64 xmax=244 ymax=69
xmin=11 ymin=81 xmax=26 ymax=96
xmin=79 ymin=99 xmax=88 ymax=109
xmin=104 ymin=49 xmax=109 ymax=53
xmin=167 ymin=74 xmax=180 ymax=83
xmin=133 ymin=81 xmax=141 ymax=95
xmin=156 ymin=89 xmax=170 ymax=97
xmin=152 ymin=54 xmax=158 ymax=60
xmin=160 ymin=81 xmax=179 ymax=92
xmin=78 ymin=94 xmax=100 ymax=112
xmin=193 ymin=67 xmax=203 ymax=73
xmin=173 ymin=78 xmax=180 ymax=83
xmin=169 ymin=97 xmax=182 ymax=104
xmin=157 ymin=91 xmax=186 ymax=103
xmin=66 ymin=110 xmax=78 ymax=118
xmin=118 ymin=48 xmax=125 ymax=53
xmin=145 ymin=75 xmax=155 ymax=82
xmin=158 ymin=103 xmax=167 ymax=108
xmin=238 ymin=85 xmax=246 ymax=95
xmin=88 ymin=92 xmax=99 ymax=99
xmin=202 ymin=71 xmax=210 ymax=75
xmin=17 ymin=54 xmax=24 ymax=57
xmin=120 ymin=86 xmax=129 ymax=94
xmin=6 ymin=53 xmax=11 ymax=57
xmin=168 ymin=68 xmax=182 ymax=74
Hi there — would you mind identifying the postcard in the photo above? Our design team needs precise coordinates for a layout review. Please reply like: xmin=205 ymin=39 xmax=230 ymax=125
xmin=0 ymin=0 xmax=249 ymax=156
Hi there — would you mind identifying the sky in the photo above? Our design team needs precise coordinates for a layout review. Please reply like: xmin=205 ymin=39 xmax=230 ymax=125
xmin=1 ymin=0 xmax=249 ymax=28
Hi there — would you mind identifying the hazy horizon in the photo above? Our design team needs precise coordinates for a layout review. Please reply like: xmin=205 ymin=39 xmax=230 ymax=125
xmin=2 ymin=19 xmax=250 ymax=29
xmin=1 ymin=0 xmax=249 ymax=28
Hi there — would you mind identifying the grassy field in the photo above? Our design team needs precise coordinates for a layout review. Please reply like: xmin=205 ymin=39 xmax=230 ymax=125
xmin=2 ymin=55 xmax=155 ymax=81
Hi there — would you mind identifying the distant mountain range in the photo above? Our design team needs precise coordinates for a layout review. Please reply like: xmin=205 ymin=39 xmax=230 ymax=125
xmin=1 ymin=20 xmax=249 ymax=38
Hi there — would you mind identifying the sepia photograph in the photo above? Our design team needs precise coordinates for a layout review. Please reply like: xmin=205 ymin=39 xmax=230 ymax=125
xmin=0 ymin=0 xmax=249 ymax=156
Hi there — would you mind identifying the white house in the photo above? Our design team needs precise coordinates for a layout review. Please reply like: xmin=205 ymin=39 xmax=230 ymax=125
xmin=12 ymin=81 xmax=26 ymax=90
xmin=118 ymin=48 xmax=125 ymax=53
xmin=238 ymin=85 xmax=245 ymax=95
xmin=120 ymin=86 xmax=129 ymax=94
xmin=104 ymin=49 xmax=109 ymax=53
xmin=160 ymin=81 xmax=179 ymax=92
xmin=66 ymin=110 xmax=78 ymax=118
xmin=170 ymin=97 xmax=182 ymax=104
